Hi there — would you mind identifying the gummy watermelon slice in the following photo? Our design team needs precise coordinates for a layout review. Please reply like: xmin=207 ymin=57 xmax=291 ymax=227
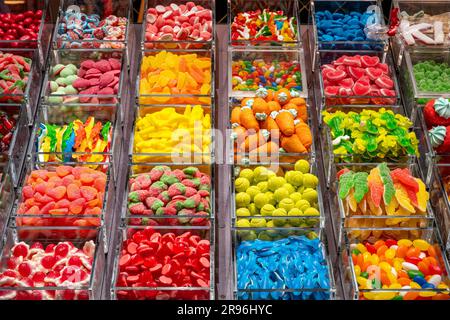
xmin=340 ymin=78 xmax=354 ymax=89
xmin=348 ymin=66 xmax=365 ymax=80
xmin=326 ymin=70 xmax=347 ymax=82
xmin=378 ymin=63 xmax=389 ymax=74
xmin=353 ymin=82 xmax=371 ymax=96
xmin=380 ymin=88 xmax=396 ymax=97
xmin=356 ymin=76 xmax=371 ymax=86
xmin=342 ymin=56 xmax=362 ymax=67
xmin=361 ymin=56 xmax=380 ymax=67
xmin=366 ymin=67 xmax=384 ymax=81
xmin=324 ymin=86 xmax=340 ymax=96
xmin=375 ymin=75 xmax=394 ymax=89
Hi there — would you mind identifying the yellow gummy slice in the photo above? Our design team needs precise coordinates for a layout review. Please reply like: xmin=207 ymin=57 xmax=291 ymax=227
xmin=415 ymin=178 xmax=428 ymax=212
xmin=394 ymin=183 xmax=415 ymax=213
xmin=385 ymin=196 xmax=398 ymax=215
xmin=347 ymin=189 xmax=357 ymax=212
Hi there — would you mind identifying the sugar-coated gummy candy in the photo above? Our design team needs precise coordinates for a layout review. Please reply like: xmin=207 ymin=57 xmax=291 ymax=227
xmin=0 ymin=53 xmax=32 ymax=103
xmin=237 ymin=236 xmax=330 ymax=300
xmin=413 ymin=61 xmax=450 ymax=93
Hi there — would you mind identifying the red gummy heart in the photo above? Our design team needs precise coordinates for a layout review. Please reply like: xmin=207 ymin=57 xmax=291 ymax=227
xmin=353 ymin=82 xmax=371 ymax=96
xmin=325 ymin=70 xmax=347 ymax=82
xmin=348 ymin=66 xmax=365 ymax=80
xmin=366 ymin=67 xmax=383 ymax=80
xmin=361 ymin=55 xmax=380 ymax=67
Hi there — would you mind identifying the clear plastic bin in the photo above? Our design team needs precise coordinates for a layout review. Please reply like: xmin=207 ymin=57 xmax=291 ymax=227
xmin=137 ymin=49 xmax=214 ymax=106
xmin=0 ymin=226 xmax=105 ymax=300
xmin=340 ymin=227 xmax=450 ymax=300
xmin=130 ymin=104 xmax=214 ymax=164
xmin=231 ymin=156 xmax=326 ymax=229
xmin=232 ymin=228 xmax=336 ymax=300
xmin=142 ymin=0 xmax=215 ymax=50
xmin=120 ymin=163 xmax=214 ymax=227
xmin=329 ymin=162 xmax=435 ymax=245
xmin=110 ymin=225 xmax=214 ymax=300
xmin=227 ymin=0 xmax=301 ymax=48
xmin=316 ymin=50 xmax=400 ymax=108
xmin=0 ymin=160 xmax=14 ymax=244
xmin=29 ymin=104 xmax=122 ymax=183
xmin=310 ymin=0 xmax=388 ymax=52
xmin=229 ymin=47 xmax=308 ymax=99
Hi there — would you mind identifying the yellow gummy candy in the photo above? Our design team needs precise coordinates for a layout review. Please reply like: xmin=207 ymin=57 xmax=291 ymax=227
xmin=394 ymin=183 xmax=415 ymax=213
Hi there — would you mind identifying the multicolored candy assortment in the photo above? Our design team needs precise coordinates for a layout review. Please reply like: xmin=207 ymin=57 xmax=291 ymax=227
xmin=351 ymin=239 xmax=449 ymax=300
xmin=237 ymin=236 xmax=330 ymax=300
xmin=16 ymin=166 xmax=107 ymax=234
xmin=231 ymin=9 xmax=298 ymax=43
xmin=144 ymin=2 xmax=212 ymax=45
xmin=0 ymin=240 xmax=95 ymax=300
xmin=338 ymin=163 xmax=429 ymax=240
xmin=0 ymin=10 xmax=43 ymax=47
xmin=36 ymin=117 xmax=112 ymax=165
xmin=232 ymin=58 xmax=302 ymax=92
xmin=0 ymin=111 xmax=16 ymax=153
xmin=0 ymin=53 xmax=31 ymax=103
xmin=57 ymin=6 xmax=127 ymax=49
xmin=139 ymin=51 xmax=211 ymax=104
xmin=127 ymin=166 xmax=210 ymax=227
xmin=321 ymin=55 xmax=396 ymax=105
xmin=323 ymin=109 xmax=419 ymax=161
xmin=116 ymin=227 xmax=210 ymax=300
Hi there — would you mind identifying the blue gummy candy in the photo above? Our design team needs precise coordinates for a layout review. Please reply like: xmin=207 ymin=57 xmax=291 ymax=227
xmin=413 ymin=276 xmax=426 ymax=286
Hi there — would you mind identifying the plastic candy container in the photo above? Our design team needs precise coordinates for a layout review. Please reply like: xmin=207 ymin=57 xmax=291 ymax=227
xmin=126 ymin=166 xmax=211 ymax=227
xmin=0 ymin=240 xmax=95 ymax=300
xmin=132 ymin=106 xmax=211 ymax=163
xmin=35 ymin=117 xmax=112 ymax=165
xmin=231 ymin=89 xmax=310 ymax=158
xmin=0 ymin=53 xmax=32 ymax=103
xmin=115 ymin=227 xmax=211 ymax=300
xmin=321 ymin=55 xmax=397 ymax=105
xmin=47 ymin=57 xmax=122 ymax=104
xmin=56 ymin=5 xmax=127 ymax=49
xmin=232 ymin=58 xmax=302 ymax=93
xmin=139 ymin=51 xmax=211 ymax=105
xmin=144 ymin=2 xmax=213 ymax=48
xmin=236 ymin=236 xmax=330 ymax=300
xmin=0 ymin=10 xmax=43 ymax=48
xmin=337 ymin=163 xmax=429 ymax=240
xmin=323 ymin=109 xmax=419 ymax=162
xmin=16 ymin=166 xmax=107 ymax=235
xmin=0 ymin=111 xmax=16 ymax=152
xmin=235 ymin=160 xmax=321 ymax=237
xmin=413 ymin=61 xmax=450 ymax=93
xmin=351 ymin=239 xmax=450 ymax=300
xmin=231 ymin=9 xmax=298 ymax=44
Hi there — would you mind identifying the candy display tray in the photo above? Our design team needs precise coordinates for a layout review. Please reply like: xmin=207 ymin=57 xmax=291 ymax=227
xmin=129 ymin=104 xmax=214 ymax=165
xmin=52 ymin=0 xmax=133 ymax=54
xmin=399 ymin=47 xmax=450 ymax=123
xmin=320 ymin=105 xmax=431 ymax=187
xmin=136 ymin=48 xmax=215 ymax=106
xmin=391 ymin=0 xmax=450 ymax=68
xmin=231 ymin=227 xmax=336 ymax=300
xmin=315 ymin=50 xmax=401 ymax=109
xmin=228 ymin=47 xmax=308 ymax=99
xmin=119 ymin=163 xmax=215 ymax=227
xmin=40 ymin=48 xmax=130 ymax=123
xmin=9 ymin=160 xmax=116 ymax=253
xmin=309 ymin=0 xmax=388 ymax=52
xmin=227 ymin=0 xmax=302 ymax=48
xmin=28 ymin=104 xmax=123 ymax=185
xmin=230 ymin=156 xmax=326 ymax=229
xmin=142 ymin=0 xmax=216 ymax=50
xmin=109 ymin=225 xmax=215 ymax=300
xmin=339 ymin=227 xmax=450 ymax=300
xmin=227 ymin=98 xmax=316 ymax=165
xmin=328 ymin=161 xmax=435 ymax=246
xmin=0 ymin=226 xmax=105 ymax=300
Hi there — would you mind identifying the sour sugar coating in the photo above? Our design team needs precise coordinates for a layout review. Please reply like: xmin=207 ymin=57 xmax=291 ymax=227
xmin=36 ymin=117 xmax=112 ymax=166
xmin=127 ymin=166 xmax=211 ymax=227
xmin=322 ymin=108 xmax=419 ymax=161
xmin=116 ymin=227 xmax=210 ymax=300
xmin=232 ymin=59 xmax=302 ymax=92
xmin=0 ymin=240 xmax=95 ymax=300
xmin=144 ymin=2 xmax=212 ymax=46
xmin=0 ymin=53 xmax=32 ymax=103
xmin=231 ymin=9 xmax=298 ymax=43
xmin=351 ymin=238 xmax=450 ymax=300
xmin=413 ymin=61 xmax=450 ymax=93
xmin=133 ymin=105 xmax=211 ymax=163
xmin=0 ymin=111 xmax=16 ymax=152
xmin=236 ymin=235 xmax=330 ymax=300
xmin=235 ymin=160 xmax=321 ymax=238
xmin=321 ymin=55 xmax=396 ymax=105
xmin=16 ymin=166 xmax=107 ymax=235
xmin=337 ymin=163 xmax=429 ymax=239
xmin=48 ymin=58 xmax=122 ymax=105
xmin=139 ymin=51 xmax=211 ymax=105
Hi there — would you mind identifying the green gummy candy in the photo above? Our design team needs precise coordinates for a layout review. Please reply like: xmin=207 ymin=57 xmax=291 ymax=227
xmin=183 ymin=167 xmax=199 ymax=176
xmin=353 ymin=172 xmax=369 ymax=203
xmin=338 ymin=171 xmax=354 ymax=199
xmin=378 ymin=163 xmax=395 ymax=205
xmin=183 ymin=198 xmax=196 ymax=208
xmin=151 ymin=199 xmax=164 ymax=211
xmin=160 ymin=174 xmax=179 ymax=185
